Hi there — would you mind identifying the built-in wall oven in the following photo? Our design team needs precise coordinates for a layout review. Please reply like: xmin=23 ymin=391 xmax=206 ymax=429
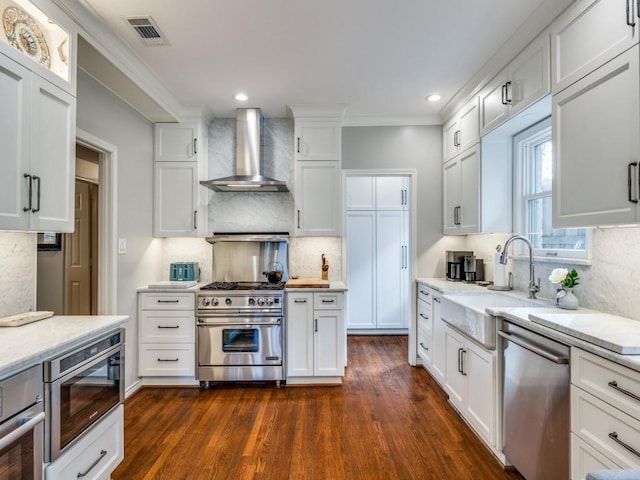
xmin=44 ymin=329 xmax=124 ymax=462
xmin=0 ymin=365 xmax=44 ymax=480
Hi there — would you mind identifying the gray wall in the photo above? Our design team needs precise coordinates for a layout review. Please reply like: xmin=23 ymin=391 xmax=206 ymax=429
xmin=77 ymin=70 xmax=161 ymax=390
xmin=342 ymin=125 xmax=462 ymax=277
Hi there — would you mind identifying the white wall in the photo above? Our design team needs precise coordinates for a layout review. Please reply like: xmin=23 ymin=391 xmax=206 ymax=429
xmin=0 ymin=232 xmax=36 ymax=317
xmin=77 ymin=70 xmax=162 ymax=389
xmin=342 ymin=125 xmax=465 ymax=278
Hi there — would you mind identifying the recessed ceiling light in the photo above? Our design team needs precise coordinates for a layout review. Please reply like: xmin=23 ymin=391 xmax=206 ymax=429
xmin=426 ymin=94 xmax=441 ymax=102
xmin=234 ymin=93 xmax=248 ymax=101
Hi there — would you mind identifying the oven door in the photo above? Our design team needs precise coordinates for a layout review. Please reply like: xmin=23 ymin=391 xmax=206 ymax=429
xmin=0 ymin=404 xmax=44 ymax=480
xmin=198 ymin=319 xmax=282 ymax=366
xmin=47 ymin=345 xmax=124 ymax=462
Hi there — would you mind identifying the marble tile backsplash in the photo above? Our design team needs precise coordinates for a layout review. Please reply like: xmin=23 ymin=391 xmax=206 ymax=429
xmin=0 ymin=232 xmax=36 ymax=317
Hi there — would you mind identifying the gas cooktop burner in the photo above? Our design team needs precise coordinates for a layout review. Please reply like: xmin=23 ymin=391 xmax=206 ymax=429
xmin=199 ymin=281 xmax=285 ymax=291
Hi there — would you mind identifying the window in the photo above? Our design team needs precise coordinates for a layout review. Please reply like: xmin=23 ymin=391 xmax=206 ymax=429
xmin=513 ymin=118 xmax=590 ymax=259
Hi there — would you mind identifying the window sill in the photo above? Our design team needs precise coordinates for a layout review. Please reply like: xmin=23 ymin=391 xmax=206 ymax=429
xmin=509 ymin=254 xmax=592 ymax=266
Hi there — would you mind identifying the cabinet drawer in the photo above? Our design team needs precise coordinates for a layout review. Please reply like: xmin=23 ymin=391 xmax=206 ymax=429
xmin=571 ymin=433 xmax=621 ymax=480
xmin=140 ymin=292 xmax=195 ymax=310
xmin=140 ymin=310 xmax=195 ymax=343
xmin=314 ymin=292 xmax=343 ymax=310
xmin=572 ymin=386 xmax=640 ymax=469
xmin=572 ymin=348 xmax=640 ymax=419
xmin=46 ymin=405 xmax=124 ymax=480
xmin=417 ymin=285 xmax=433 ymax=305
xmin=139 ymin=344 xmax=195 ymax=376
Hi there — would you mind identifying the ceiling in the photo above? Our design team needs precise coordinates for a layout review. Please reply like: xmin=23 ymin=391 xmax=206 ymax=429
xmin=79 ymin=0 xmax=564 ymax=123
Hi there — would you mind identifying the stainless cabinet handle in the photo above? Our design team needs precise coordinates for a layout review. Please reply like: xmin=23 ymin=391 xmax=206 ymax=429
xmin=157 ymin=358 xmax=179 ymax=362
xmin=297 ymin=210 xmax=301 ymax=229
xmin=314 ymin=318 xmax=318 ymax=332
xmin=504 ymin=81 xmax=513 ymax=105
xmin=433 ymin=297 xmax=441 ymax=303
xmin=457 ymin=347 xmax=463 ymax=373
xmin=419 ymin=313 xmax=429 ymax=319
xmin=454 ymin=206 xmax=461 ymax=225
xmin=157 ymin=325 xmax=180 ymax=329
xmin=193 ymin=138 xmax=198 ymax=155
xmin=627 ymin=0 xmax=637 ymax=26
xmin=297 ymin=137 xmax=301 ymax=153
xmin=321 ymin=299 xmax=335 ymax=303
xmin=77 ymin=449 xmax=107 ymax=478
xmin=157 ymin=300 xmax=180 ymax=303
xmin=419 ymin=290 xmax=429 ymax=296
xmin=32 ymin=175 xmax=41 ymax=213
xmin=609 ymin=432 xmax=640 ymax=458
xmin=294 ymin=299 xmax=307 ymax=304
xmin=608 ymin=380 xmax=640 ymax=402
xmin=193 ymin=210 xmax=198 ymax=230
xmin=420 ymin=342 xmax=429 ymax=351
xmin=501 ymin=84 xmax=508 ymax=105
xmin=629 ymin=162 xmax=639 ymax=203
xmin=23 ymin=173 xmax=32 ymax=212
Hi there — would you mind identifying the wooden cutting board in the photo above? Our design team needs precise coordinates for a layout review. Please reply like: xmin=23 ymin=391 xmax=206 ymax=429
xmin=285 ymin=277 xmax=330 ymax=288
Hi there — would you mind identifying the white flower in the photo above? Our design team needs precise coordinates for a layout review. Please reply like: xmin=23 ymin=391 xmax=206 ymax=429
xmin=549 ymin=268 xmax=569 ymax=284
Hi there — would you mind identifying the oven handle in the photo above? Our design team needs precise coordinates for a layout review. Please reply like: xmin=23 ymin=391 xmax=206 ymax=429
xmin=198 ymin=319 xmax=282 ymax=326
xmin=0 ymin=411 xmax=44 ymax=451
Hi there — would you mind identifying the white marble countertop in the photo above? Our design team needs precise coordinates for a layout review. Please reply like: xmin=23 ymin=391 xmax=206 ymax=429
xmin=138 ymin=281 xmax=348 ymax=293
xmin=0 ymin=315 xmax=128 ymax=380
xmin=416 ymin=277 xmax=492 ymax=294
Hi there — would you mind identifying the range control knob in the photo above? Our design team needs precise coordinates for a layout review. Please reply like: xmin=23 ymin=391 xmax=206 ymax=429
xmin=202 ymin=297 xmax=211 ymax=306
xmin=265 ymin=297 xmax=274 ymax=306
xmin=257 ymin=297 xmax=265 ymax=306
xmin=225 ymin=298 xmax=232 ymax=305
xmin=211 ymin=298 xmax=219 ymax=306
xmin=248 ymin=297 xmax=256 ymax=306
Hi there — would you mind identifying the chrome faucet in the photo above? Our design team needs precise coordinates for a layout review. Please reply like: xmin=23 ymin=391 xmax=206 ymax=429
xmin=499 ymin=235 xmax=540 ymax=299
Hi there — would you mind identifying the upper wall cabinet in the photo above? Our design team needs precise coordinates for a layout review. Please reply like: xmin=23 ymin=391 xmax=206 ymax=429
xmin=479 ymin=33 xmax=550 ymax=135
xmin=153 ymin=122 xmax=208 ymax=237
xmin=551 ymin=0 xmax=639 ymax=94
xmin=443 ymin=97 xmax=480 ymax=162
xmin=345 ymin=176 xmax=410 ymax=211
xmin=0 ymin=0 xmax=76 ymax=95
xmin=294 ymin=120 xmax=341 ymax=161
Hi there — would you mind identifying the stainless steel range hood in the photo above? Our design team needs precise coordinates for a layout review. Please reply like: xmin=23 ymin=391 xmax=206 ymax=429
xmin=200 ymin=108 xmax=289 ymax=192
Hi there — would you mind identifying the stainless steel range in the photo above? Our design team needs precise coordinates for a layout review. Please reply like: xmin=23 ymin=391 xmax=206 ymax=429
xmin=196 ymin=233 xmax=288 ymax=387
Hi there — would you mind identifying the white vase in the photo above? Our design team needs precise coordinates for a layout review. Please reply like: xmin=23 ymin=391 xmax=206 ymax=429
xmin=558 ymin=287 xmax=579 ymax=310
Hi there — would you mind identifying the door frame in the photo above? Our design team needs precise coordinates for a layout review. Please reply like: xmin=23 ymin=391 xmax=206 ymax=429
xmin=76 ymin=129 xmax=118 ymax=314
xmin=342 ymin=169 xmax=418 ymax=366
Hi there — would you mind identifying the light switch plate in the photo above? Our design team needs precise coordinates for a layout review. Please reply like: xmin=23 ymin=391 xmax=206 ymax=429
xmin=118 ymin=238 xmax=127 ymax=254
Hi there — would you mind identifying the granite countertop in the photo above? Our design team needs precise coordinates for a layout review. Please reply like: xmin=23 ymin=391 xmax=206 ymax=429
xmin=0 ymin=315 xmax=128 ymax=380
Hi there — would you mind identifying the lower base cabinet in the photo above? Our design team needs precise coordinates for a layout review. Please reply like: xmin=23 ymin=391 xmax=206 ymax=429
xmin=444 ymin=324 xmax=496 ymax=447
xmin=430 ymin=291 xmax=446 ymax=384
xmin=46 ymin=405 xmax=124 ymax=480
xmin=286 ymin=291 xmax=345 ymax=384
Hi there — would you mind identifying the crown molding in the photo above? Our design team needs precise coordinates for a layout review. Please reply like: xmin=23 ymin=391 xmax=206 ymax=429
xmin=342 ymin=114 xmax=441 ymax=127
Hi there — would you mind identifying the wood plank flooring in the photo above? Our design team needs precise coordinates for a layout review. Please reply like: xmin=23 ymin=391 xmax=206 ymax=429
xmin=112 ymin=336 xmax=523 ymax=480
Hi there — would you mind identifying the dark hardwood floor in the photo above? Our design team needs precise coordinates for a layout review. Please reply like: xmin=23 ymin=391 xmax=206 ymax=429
xmin=113 ymin=336 xmax=522 ymax=479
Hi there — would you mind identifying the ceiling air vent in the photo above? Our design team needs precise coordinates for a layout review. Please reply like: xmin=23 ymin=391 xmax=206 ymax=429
xmin=125 ymin=16 xmax=169 ymax=46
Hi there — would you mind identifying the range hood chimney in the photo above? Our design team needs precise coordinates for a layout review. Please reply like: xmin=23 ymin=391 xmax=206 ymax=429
xmin=200 ymin=108 xmax=289 ymax=192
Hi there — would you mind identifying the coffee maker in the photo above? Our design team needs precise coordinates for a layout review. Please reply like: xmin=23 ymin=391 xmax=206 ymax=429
xmin=464 ymin=255 xmax=477 ymax=282
xmin=446 ymin=251 xmax=474 ymax=281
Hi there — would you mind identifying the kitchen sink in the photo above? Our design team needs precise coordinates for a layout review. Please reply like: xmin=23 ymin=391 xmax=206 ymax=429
xmin=441 ymin=293 xmax=542 ymax=349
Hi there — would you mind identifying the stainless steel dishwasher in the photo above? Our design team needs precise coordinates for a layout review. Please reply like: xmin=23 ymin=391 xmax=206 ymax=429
xmin=499 ymin=321 xmax=570 ymax=480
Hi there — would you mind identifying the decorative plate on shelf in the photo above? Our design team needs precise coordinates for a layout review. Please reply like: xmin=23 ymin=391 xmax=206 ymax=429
xmin=3 ymin=6 xmax=50 ymax=69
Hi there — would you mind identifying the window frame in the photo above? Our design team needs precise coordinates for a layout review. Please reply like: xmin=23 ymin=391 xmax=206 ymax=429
xmin=513 ymin=117 xmax=591 ymax=261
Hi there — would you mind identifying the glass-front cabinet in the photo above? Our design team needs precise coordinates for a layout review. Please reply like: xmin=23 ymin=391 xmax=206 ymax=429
xmin=0 ymin=0 xmax=76 ymax=93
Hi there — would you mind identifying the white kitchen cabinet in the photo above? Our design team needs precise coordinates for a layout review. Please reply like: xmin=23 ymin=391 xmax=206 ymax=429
xmin=416 ymin=286 xmax=433 ymax=367
xmin=443 ymin=96 xmax=480 ymax=162
xmin=443 ymin=146 xmax=479 ymax=234
xmin=138 ymin=291 xmax=196 ymax=380
xmin=295 ymin=161 xmax=341 ymax=236
xmin=553 ymin=45 xmax=640 ymax=228
xmin=346 ymin=177 xmax=410 ymax=331
xmin=294 ymin=119 xmax=341 ymax=161
xmin=479 ymin=33 xmax=550 ymax=135
xmin=571 ymin=348 xmax=640 ymax=476
xmin=0 ymin=52 xmax=75 ymax=232
xmin=345 ymin=176 xmax=409 ymax=210
xmin=153 ymin=122 xmax=208 ymax=237
xmin=286 ymin=291 xmax=345 ymax=384
xmin=444 ymin=324 xmax=496 ymax=447
xmin=430 ymin=290 xmax=446 ymax=385
xmin=345 ymin=176 xmax=375 ymax=210
xmin=46 ymin=405 xmax=123 ymax=480
xmin=551 ymin=0 xmax=639 ymax=94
